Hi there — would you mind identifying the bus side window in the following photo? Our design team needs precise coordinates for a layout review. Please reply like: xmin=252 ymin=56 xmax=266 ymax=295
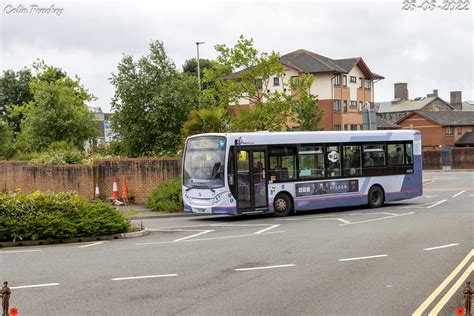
xmin=343 ymin=145 xmax=361 ymax=176
xmin=405 ymin=143 xmax=413 ymax=164
xmin=387 ymin=144 xmax=405 ymax=165
xmin=325 ymin=145 xmax=341 ymax=178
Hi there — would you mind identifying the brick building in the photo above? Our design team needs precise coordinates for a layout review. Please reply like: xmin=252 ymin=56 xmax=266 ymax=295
xmin=228 ymin=49 xmax=384 ymax=131
xmin=397 ymin=111 xmax=474 ymax=150
xmin=376 ymin=83 xmax=454 ymax=122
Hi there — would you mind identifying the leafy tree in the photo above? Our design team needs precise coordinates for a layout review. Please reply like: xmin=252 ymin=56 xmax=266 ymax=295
xmin=202 ymin=35 xmax=322 ymax=131
xmin=0 ymin=119 xmax=14 ymax=159
xmin=182 ymin=58 xmax=213 ymax=77
xmin=111 ymin=41 xmax=194 ymax=157
xmin=0 ymin=68 xmax=34 ymax=132
xmin=181 ymin=106 xmax=228 ymax=138
xmin=19 ymin=62 xmax=97 ymax=151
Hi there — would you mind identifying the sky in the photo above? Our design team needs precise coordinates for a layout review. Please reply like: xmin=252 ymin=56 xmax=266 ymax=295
xmin=1 ymin=0 xmax=473 ymax=112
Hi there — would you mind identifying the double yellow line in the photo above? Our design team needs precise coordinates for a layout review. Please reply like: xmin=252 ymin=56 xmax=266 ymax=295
xmin=413 ymin=249 xmax=473 ymax=316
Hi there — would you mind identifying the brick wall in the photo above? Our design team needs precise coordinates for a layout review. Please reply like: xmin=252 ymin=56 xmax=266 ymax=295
xmin=0 ymin=158 xmax=182 ymax=203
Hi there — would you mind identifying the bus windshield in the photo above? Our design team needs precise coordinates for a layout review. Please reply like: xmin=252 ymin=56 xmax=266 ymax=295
xmin=183 ymin=136 xmax=226 ymax=189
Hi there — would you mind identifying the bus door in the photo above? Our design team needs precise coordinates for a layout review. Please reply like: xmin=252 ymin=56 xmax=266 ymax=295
xmin=235 ymin=148 xmax=268 ymax=212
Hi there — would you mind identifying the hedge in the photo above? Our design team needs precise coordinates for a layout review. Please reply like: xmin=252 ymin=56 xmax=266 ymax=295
xmin=0 ymin=191 xmax=130 ymax=242
xmin=146 ymin=179 xmax=183 ymax=213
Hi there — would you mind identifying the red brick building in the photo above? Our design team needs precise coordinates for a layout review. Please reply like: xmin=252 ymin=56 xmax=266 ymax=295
xmin=397 ymin=111 xmax=474 ymax=150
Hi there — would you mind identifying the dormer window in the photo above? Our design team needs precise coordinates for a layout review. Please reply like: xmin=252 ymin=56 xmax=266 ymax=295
xmin=273 ymin=77 xmax=280 ymax=86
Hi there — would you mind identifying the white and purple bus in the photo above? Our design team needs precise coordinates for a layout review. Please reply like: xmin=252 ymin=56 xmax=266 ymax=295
xmin=182 ymin=130 xmax=422 ymax=217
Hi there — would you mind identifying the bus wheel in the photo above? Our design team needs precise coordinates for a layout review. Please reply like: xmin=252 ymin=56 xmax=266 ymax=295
xmin=273 ymin=193 xmax=292 ymax=217
xmin=368 ymin=185 xmax=384 ymax=208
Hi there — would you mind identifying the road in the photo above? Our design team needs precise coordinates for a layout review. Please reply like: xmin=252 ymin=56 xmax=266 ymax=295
xmin=1 ymin=171 xmax=473 ymax=315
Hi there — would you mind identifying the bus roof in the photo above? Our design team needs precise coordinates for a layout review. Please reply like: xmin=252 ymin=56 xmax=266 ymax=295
xmin=187 ymin=130 xmax=419 ymax=146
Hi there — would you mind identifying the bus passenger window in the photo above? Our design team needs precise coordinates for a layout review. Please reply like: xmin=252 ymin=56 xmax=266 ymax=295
xmin=363 ymin=144 xmax=386 ymax=167
xmin=298 ymin=146 xmax=325 ymax=180
xmin=387 ymin=144 xmax=405 ymax=165
xmin=343 ymin=145 xmax=361 ymax=176
xmin=405 ymin=143 xmax=413 ymax=164
xmin=325 ymin=145 xmax=341 ymax=177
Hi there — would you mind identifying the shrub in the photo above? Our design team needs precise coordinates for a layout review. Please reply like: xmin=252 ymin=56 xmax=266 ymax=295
xmin=146 ymin=179 xmax=183 ymax=213
xmin=0 ymin=191 xmax=130 ymax=242
xmin=31 ymin=142 xmax=87 ymax=164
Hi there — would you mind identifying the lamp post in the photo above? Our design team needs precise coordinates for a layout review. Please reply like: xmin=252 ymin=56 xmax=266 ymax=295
xmin=196 ymin=42 xmax=205 ymax=90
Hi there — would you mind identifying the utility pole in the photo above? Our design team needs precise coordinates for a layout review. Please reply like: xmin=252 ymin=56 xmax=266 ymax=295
xmin=196 ymin=42 xmax=205 ymax=90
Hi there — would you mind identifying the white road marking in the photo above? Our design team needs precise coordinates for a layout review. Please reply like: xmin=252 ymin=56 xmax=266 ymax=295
xmin=424 ymin=195 xmax=438 ymax=198
xmin=423 ymin=243 xmax=460 ymax=251
xmin=398 ymin=200 xmax=446 ymax=209
xmin=173 ymin=230 xmax=213 ymax=242
xmin=111 ymin=274 xmax=177 ymax=281
xmin=135 ymin=231 xmax=284 ymax=245
xmin=235 ymin=264 xmax=295 ymax=271
xmin=337 ymin=218 xmax=351 ymax=224
xmin=426 ymin=199 xmax=447 ymax=209
xmin=382 ymin=212 xmax=398 ymax=216
xmin=78 ymin=241 xmax=107 ymax=248
xmin=338 ymin=254 xmax=388 ymax=262
xmin=254 ymin=224 xmax=280 ymax=234
xmin=452 ymin=190 xmax=466 ymax=198
xmin=211 ymin=223 xmax=272 ymax=227
xmin=0 ymin=249 xmax=42 ymax=254
xmin=340 ymin=212 xmax=414 ymax=226
xmin=11 ymin=283 xmax=60 ymax=289
xmin=386 ymin=285 xmax=393 ymax=288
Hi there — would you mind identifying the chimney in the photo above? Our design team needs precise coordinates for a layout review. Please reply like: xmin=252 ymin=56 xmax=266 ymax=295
xmin=394 ymin=83 xmax=408 ymax=100
xmin=450 ymin=91 xmax=462 ymax=110
xmin=433 ymin=89 xmax=438 ymax=97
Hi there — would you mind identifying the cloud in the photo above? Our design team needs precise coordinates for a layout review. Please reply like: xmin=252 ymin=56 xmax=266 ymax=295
xmin=1 ymin=0 xmax=472 ymax=111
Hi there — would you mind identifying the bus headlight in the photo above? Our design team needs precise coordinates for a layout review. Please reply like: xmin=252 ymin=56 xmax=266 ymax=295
xmin=213 ymin=193 xmax=224 ymax=204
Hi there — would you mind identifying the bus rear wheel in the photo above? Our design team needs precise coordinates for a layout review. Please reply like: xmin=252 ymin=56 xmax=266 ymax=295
xmin=368 ymin=185 xmax=384 ymax=208
xmin=273 ymin=193 xmax=292 ymax=217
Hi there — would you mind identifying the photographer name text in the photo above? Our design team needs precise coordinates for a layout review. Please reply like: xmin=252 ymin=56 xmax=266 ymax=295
xmin=4 ymin=4 xmax=64 ymax=16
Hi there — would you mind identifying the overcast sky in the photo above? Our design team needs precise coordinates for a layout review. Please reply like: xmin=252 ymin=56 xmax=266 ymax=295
xmin=1 ymin=0 xmax=472 ymax=112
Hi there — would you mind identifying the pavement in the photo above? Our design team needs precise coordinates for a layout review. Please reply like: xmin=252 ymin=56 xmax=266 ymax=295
xmin=1 ymin=171 xmax=473 ymax=315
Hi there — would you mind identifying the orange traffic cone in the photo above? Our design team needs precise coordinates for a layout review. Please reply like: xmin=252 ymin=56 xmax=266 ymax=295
xmin=112 ymin=177 xmax=120 ymax=199
xmin=122 ymin=176 xmax=129 ymax=203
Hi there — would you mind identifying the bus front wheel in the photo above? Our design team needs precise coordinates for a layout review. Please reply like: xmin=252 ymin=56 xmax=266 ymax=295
xmin=273 ymin=193 xmax=292 ymax=217
xmin=368 ymin=185 xmax=384 ymax=208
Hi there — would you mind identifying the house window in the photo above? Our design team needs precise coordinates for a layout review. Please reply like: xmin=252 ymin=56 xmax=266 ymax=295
xmin=333 ymin=100 xmax=341 ymax=111
xmin=457 ymin=127 xmax=462 ymax=135
xmin=359 ymin=124 xmax=364 ymax=130
xmin=334 ymin=75 xmax=341 ymax=86
xmin=359 ymin=101 xmax=363 ymax=111
xmin=358 ymin=77 xmax=362 ymax=89
xmin=343 ymin=75 xmax=347 ymax=87
xmin=350 ymin=76 xmax=357 ymax=83
xmin=446 ymin=127 xmax=454 ymax=136
xmin=334 ymin=125 xmax=341 ymax=131
xmin=350 ymin=124 xmax=358 ymax=130
xmin=350 ymin=100 xmax=357 ymax=108
xmin=344 ymin=124 xmax=349 ymax=130
xmin=343 ymin=100 xmax=348 ymax=112
xmin=364 ymin=79 xmax=371 ymax=90
xmin=273 ymin=77 xmax=280 ymax=86
xmin=255 ymin=79 xmax=263 ymax=90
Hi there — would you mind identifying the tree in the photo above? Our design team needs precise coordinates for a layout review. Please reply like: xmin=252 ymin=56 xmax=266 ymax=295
xmin=110 ymin=41 xmax=194 ymax=157
xmin=181 ymin=106 xmax=228 ymax=138
xmin=182 ymin=58 xmax=213 ymax=77
xmin=19 ymin=62 xmax=97 ymax=151
xmin=0 ymin=118 xmax=14 ymax=159
xmin=0 ymin=68 xmax=34 ymax=133
xmin=202 ymin=35 xmax=322 ymax=131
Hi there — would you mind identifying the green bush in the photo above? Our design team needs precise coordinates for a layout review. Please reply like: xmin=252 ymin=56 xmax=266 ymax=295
xmin=146 ymin=179 xmax=183 ymax=213
xmin=31 ymin=142 xmax=87 ymax=164
xmin=0 ymin=191 xmax=130 ymax=242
